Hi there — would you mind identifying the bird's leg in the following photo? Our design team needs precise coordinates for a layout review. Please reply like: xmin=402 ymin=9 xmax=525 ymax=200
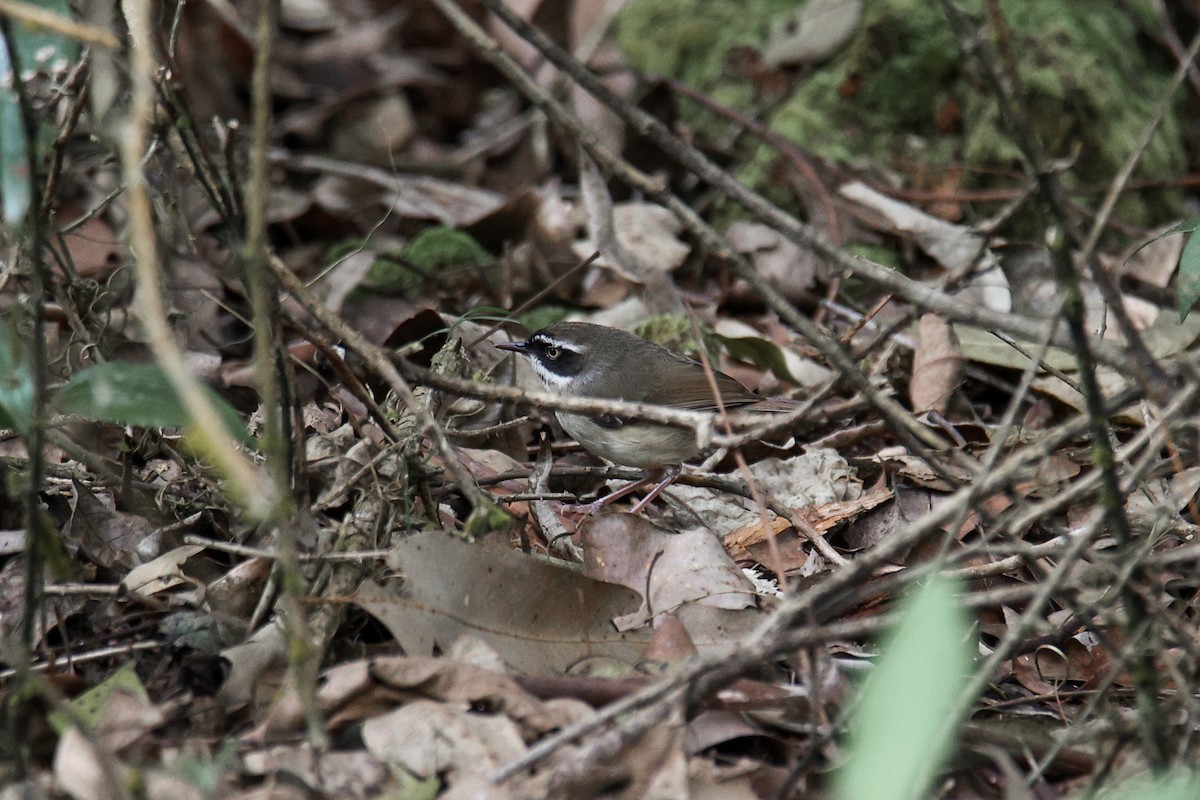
xmin=573 ymin=472 xmax=656 ymax=515
xmin=628 ymin=464 xmax=682 ymax=515
xmin=571 ymin=466 xmax=683 ymax=515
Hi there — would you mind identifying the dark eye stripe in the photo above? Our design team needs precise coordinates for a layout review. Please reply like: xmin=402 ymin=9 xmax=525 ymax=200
xmin=527 ymin=337 xmax=583 ymax=376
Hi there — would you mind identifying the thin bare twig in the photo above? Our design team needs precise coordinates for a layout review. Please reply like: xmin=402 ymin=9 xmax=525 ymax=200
xmin=0 ymin=12 xmax=51 ymax=660
xmin=265 ymin=254 xmax=512 ymax=536
xmin=492 ymin=380 xmax=1145 ymax=782
xmin=666 ymin=78 xmax=843 ymax=245
xmin=0 ymin=0 xmax=119 ymax=47
xmin=120 ymin=0 xmax=276 ymax=521
xmin=428 ymin=0 xmax=983 ymax=496
xmin=938 ymin=0 xmax=1170 ymax=768
xmin=472 ymin=0 xmax=1132 ymax=375
xmin=239 ymin=0 xmax=330 ymax=752
xmin=1079 ymin=26 xmax=1200 ymax=266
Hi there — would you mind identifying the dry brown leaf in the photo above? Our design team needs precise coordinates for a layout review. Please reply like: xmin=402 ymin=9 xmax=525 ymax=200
xmin=910 ymin=313 xmax=963 ymax=415
xmin=530 ymin=705 xmax=688 ymax=800
xmin=725 ymin=221 xmax=818 ymax=302
xmin=580 ymin=513 xmax=757 ymax=630
xmin=66 ymin=481 xmax=163 ymax=569
xmin=0 ymin=529 xmax=23 ymax=556
xmin=763 ymin=0 xmax=863 ymax=66
xmin=869 ymin=446 xmax=977 ymax=491
xmin=207 ymin=556 xmax=272 ymax=621
xmin=92 ymin=688 xmax=167 ymax=754
xmin=459 ymin=447 xmax=530 ymax=508
xmin=839 ymin=180 xmax=1011 ymax=312
xmin=724 ymin=479 xmax=892 ymax=557
xmin=120 ymin=544 xmax=205 ymax=598
xmin=574 ymin=197 xmax=691 ymax=281
xmin=243 ymin=745 xmax=389 ymax=796
xmin=306 ymin=167 xmax=506 ymax=227
xmin=1124 ymin=465 xmax=1200 ymax=525
xmin=666 ymin=450 xmax=862 ymax=538
xmin=1013 ymin=634 xmax=1110 ymax=694
xmin=329 ymin=93 xmax=417 ymax=165
xmin=840 ymin=483 xmax=935 ymax=553
xmin=685 ymin=710 xmax=766 ymax=756
xmin=54 ymin=728 xmax=126 ymax=800
xmin=61 ymin=214 xmax=124 ymax=279
xmin=643 ymin=613 xmax=700 ymax=663
xmin=1116 ymin=223 xmax=1185 ymax=288
xmin=363 ymin=699 xmax=527 ymax=780
xmin=260 ymin=655 xmax=593 ymax=745
xmin=358 ymin=532 xmax=653 ymax=674
xmin=217 ymin=623 xmax=288 ymax=714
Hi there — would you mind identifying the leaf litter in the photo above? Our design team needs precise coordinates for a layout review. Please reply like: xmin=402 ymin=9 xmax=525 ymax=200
xmin=2 ymin=1 xmax=1200 ymax=799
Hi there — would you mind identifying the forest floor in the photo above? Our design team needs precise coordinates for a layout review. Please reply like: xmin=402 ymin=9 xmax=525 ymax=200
xmin=3 ymin=1 xmax=1200 ymax=799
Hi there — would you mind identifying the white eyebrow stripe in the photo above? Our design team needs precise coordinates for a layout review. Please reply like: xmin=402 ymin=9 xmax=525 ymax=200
xmin=531 ymin=335 xmax=585 ymax=354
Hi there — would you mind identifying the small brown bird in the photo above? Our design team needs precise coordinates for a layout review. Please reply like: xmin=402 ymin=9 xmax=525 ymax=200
xmin=497 ymin=321 xmax=796 ymax=512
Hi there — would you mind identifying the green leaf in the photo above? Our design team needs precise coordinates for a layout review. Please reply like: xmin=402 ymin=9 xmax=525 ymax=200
xmin=716 ymin=333 xmax=802 ymax=385
xmin=0 ymin=317 xmax=35 ymax=433
xmin=49 ymin=662 xmax=147 ymax=734
xmin=0 ymin=37 xmax=30 ymax=224
xmin=53 ymin=362 xmax=248 ymax=442
xmin=835 ymin=574 xmax=973 ymax=800
xmin=0 ymin=0 xmax=79 ymax=224
xmin=1098 ymin=771 xmax=1200 ymax=800
xmin=386 ymin=767 xmax=440 ymax=800
xmin=1175 ymin=219 xmax=1200 ymax=320
xmin=1122 ymin=218 xmax=1200 ymax=321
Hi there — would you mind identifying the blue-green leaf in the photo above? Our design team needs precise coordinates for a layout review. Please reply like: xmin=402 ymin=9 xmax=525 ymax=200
xmin=0 ymin=0 xmax=80 ymax=224
xmin=1098 ymin=771 xmax=1200 ymax=800
xmin=1176 ymin=220 xmax=1200 ymax=320
xmin=0 ymin=37 xmax=30 ymax=224
xmin=835 ymin=574 xmax=973 ymax=800
xmin=0 ymin=317 xmax=35 ymax=433
xmin=53 ymin=362 xmax=248 ymax=442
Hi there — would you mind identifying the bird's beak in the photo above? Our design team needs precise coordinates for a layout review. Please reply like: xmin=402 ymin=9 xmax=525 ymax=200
xmin=495 ymin=340 xmax=527 ymax=354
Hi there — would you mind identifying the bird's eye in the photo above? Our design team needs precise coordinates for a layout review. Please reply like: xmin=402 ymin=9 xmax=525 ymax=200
xmin=544 ymin=345 xmax=561 ymax=360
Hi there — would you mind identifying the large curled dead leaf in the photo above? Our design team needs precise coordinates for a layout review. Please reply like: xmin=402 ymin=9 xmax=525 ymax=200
xmin=840 ymin=180 xmax=1011 ymax=312
xmin=356 ymin=531 xmax=654 ymax=674
xmin=579 ymin=513 xmax=758 ymax=631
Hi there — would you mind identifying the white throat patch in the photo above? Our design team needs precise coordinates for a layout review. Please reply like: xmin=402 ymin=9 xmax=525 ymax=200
xmin=530 ymin=355 xmax=577 ymax=390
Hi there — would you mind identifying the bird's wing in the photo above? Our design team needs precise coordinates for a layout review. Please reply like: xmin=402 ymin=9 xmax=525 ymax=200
xmin=638 ymin=353 xmax=793 ymax=412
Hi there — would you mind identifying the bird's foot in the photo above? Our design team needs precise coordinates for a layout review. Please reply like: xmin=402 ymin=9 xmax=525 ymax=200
xmin=569 ymin=466 xmax=682 ymax=515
